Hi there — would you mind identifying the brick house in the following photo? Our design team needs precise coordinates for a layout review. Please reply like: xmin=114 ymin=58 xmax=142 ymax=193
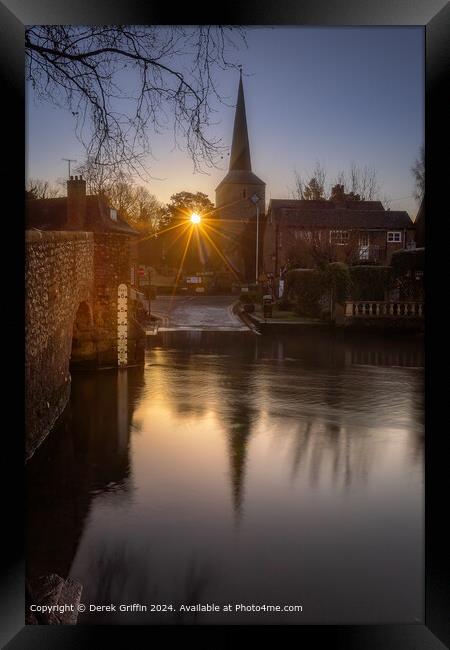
xmin=26 ymin=174 xmax=141 ymax=293
xmin=26 ymin=175 xmax=138 ymax=238
xmin=26 ymin=175 xmax=144 ymax=369
xmin=263 ymin=198 xmax=415 ymax=276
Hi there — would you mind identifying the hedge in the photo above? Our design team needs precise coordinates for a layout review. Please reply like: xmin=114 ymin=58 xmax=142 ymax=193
xmin=348 ymin=266 xmax=392 ymax=301
xmin=286 ymin=263 xmax=392 ymax=315
xmin=390 ymin=248 xmax=424 ymax=277
xmin=239 ymin=291 xmax=261 ymax=305
xmin=323 ymin=262 xmax=351 ymax=304
xmin=285 ymin=268 xmax=327 ymax=317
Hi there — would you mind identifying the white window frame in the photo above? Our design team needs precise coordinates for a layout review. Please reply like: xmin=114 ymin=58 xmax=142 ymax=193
xmin=359 ymin=232 xmax=369 ymax=247
xmin=387 ymin=231 xmax=402 ymax=243
xmin=358 ymin=232 xmax=369 ymax=259
xmin=359 ymin=247 xmax=369 ymax=260
xmin=293 ymin=230 xmax=323 ymax=243
xmin=330 ymin=230 xmax=350 ymax=245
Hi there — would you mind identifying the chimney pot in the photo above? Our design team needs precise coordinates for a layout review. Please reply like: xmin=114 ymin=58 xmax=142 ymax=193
xmin=67 ymin=175 xmax=87 ymax=229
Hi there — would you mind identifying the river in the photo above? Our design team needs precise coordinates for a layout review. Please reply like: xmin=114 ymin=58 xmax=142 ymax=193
xmin=26 ymin=329 xmax=424 ymax=624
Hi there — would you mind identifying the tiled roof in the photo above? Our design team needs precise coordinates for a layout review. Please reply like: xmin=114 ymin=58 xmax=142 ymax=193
xmin=216 ymin=169 xmax=265 ymax=190
xmin=26 ymin=195 xmax=139 ymax=236
xmin=268 ymin=199 xmax=413 ymax=229
xmin=270 ymin=198 xmax=384 ymax=212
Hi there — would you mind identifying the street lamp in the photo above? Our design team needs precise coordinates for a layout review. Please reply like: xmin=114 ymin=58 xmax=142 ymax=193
xmin=250 ymin=193 xmax=260 ymax=283
xmin=147 ymin=267 xmax=153 ymax=318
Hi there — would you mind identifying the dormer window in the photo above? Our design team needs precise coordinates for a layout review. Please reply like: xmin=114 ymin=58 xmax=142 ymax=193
xmin=110 ymin=208 xmax=117 ymax=222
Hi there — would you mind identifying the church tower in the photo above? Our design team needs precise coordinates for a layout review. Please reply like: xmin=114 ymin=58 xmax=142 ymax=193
xmin=215 ymin=72 xmax=266 ymax=281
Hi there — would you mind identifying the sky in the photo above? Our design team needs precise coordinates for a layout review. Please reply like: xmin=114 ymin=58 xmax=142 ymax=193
xmin=26 ymin=26 xmax=424 ymax=218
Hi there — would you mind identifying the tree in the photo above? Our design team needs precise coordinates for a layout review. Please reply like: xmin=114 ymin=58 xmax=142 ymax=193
xmin=285 ymin=233 xmax=336 ymax=269
xmin=335 ymin=163 xmax=379 ymax=201
xmin=303 ymin=177 xmax=325 ymax=201
xmin=132 ymin=187 xmax=169 ymax=234
xmin=26 ymin=178 xmax=61 ymax=199
xmin=411 ymin=145 xmax=425 ymax=202
xmin=330 ymin=183 xmax=361 ymax=202
xmin=166 ymin=191 xmax=214 ymax=223
xmin=73 ymin=158 xmax=168 ymax=234
xmin=292 ymin=162 xmax=382 ymax=202
xmin=293 ymin=162 xmax=327 ymax=200
xmin=162 ymin=191 xmax=215 ymax=272
xmin=26 ymin=26 xmax=246 ymax=177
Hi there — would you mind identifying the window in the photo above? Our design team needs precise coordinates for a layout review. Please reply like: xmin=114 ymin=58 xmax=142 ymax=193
xmin=359 ymin=247 xmax=369 ymax=261
xmin=294 ymin=230 xmax=313 ymax=241
xmin=242 ymin=189 xmax=247 ymax=199
xmin=110 ymin=208 xmax=117 ymax=222
xmin=330 ymin=230 xmax=349 ymax=245
xmin=358 ymin=232 xmax=369 ymax=260
xmin=359 ymin=233 xmax=369 ymax=247
xmin=387 ymin=231 xmax=402 ymax=243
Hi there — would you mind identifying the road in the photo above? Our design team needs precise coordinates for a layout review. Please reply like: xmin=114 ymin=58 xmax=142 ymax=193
xmin=149 ymin=295 xmax=249 ymax=331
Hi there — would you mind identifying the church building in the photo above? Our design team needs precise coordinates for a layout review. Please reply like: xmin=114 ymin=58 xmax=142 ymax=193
xmin=215 ymin=72 xmax=266 ymax=282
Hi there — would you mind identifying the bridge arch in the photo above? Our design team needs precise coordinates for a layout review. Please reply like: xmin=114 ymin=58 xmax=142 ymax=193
xmin=71 ymin=300 xmax=96 ymax=364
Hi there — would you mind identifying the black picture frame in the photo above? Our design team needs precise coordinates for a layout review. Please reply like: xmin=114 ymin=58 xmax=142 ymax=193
xmin=2 ymin=1 xmax=449 ymax=647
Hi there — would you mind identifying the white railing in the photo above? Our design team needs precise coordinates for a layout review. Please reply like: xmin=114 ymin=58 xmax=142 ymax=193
xmin=345 ymin=301 xmax=424 ymax=318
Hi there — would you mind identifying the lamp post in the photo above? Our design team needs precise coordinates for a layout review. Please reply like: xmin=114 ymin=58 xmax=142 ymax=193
xmin=250 ymin=193 xmax=261 ymax=284
xmin=147 ymin=268 xmax=152 ymax=318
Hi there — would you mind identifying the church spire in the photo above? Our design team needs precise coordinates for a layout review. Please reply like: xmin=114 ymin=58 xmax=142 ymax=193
xmin=229 ymin=70 xmax=252 ymax=172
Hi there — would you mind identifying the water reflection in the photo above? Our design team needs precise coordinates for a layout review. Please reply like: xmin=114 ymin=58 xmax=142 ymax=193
xmin=27 ymin=331 xmax=424 ymax=624
xmin=26 ymin=366 xmax=145 ymax=580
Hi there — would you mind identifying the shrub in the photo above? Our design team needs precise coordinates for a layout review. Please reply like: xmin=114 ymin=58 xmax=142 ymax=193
xmin=349 ymin=266 xmax=392 ymax=300
xmin=285 ymin=268 xmax=326 ymax=317
xmin=390 ymin=249 xmax=424 ymax=277
xmin=323 ymin=262 xmax=351 ymax=304
xmin=240 ymin=291 xmax=261 ymax=305
xmin=276 ymin=298 xmax=294 ymax=311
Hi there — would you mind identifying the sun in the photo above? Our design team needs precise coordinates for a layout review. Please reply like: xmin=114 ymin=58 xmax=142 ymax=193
xmin=190 ymin=213 xmax=201 ymax=224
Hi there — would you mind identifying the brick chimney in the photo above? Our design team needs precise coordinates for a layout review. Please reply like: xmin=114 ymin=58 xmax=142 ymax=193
xmin=66 ymin=175 xmax=86 ymax=229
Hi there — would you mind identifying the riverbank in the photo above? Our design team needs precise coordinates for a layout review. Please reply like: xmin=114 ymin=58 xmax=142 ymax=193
xmin=239 ymin=304 xmax=424 ymax=334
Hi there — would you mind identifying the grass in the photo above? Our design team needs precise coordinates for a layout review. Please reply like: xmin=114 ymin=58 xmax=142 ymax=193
xmin=254 ymin=305 xmax=321 ymax=322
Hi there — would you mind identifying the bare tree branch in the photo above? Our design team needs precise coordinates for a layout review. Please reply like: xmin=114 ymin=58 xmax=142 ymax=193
xmin=26 ymin=26 xmax=247 ymax=178
xmin=292 ymin=162 xmax=382 ymax=202
xmin=26 ymin=178 xmax=61 ymax=199
xmin=292 ymin=162 xmax=327 ymax=200
xmin=411 ymin=144 xmax=424 ymax=202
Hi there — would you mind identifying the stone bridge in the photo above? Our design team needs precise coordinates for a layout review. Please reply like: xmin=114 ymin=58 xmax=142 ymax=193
xmin=25 ymin=229 xmax=145 ymax=461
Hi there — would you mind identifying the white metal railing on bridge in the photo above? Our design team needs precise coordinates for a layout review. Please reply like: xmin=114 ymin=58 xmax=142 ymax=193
xmin=345 ymin=301 xmax=424 ymax=318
